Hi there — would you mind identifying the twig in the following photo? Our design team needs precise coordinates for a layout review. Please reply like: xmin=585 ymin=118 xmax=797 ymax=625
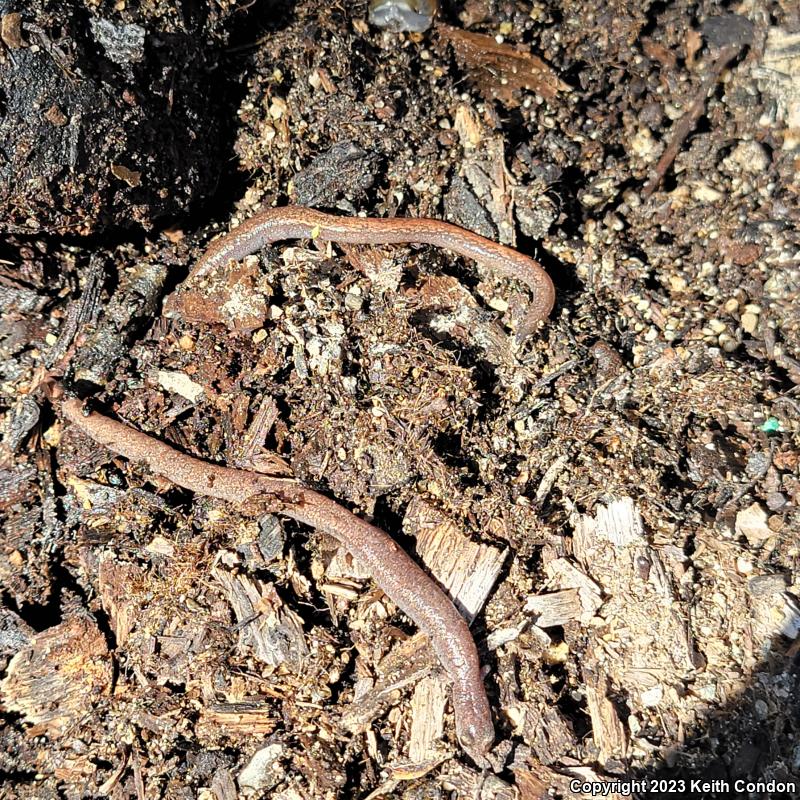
xmin=642 ymin=42 xmax=742 ymax=198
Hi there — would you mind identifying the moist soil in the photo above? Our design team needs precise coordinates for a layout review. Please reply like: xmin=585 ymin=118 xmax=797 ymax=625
xmin=1 ymin=1 xmax=799 ymax=799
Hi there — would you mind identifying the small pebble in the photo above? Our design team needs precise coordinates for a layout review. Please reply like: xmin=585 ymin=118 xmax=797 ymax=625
xmin=728 ymin=140 xmax=770 ymax=173
xmin=723 ymin=298 xmax=739 ymax=314
xmin=741 ymin=311 xmax=759 ymax=334
xmin=736 ymin=556 xmax=753 ymax=575
xmin=719 ymin=333 xmax=738 ymax=352
xmin=766 ymin=492 xmax=787 ymax=511
xmin=669 ymin=275 xmax=688 ymax=292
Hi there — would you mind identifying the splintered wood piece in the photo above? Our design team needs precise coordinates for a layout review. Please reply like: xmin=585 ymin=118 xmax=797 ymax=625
xmin=408 ymin=674 xmax=449 ymax=762
xmin=404 ymin=497 xmax=507 ymax=622
xmin=232 ymin=394 xmax=285 ymax=472
xmin=568 ymin=497 xmax=696 ymax=717
xmin=0 ymin=615 xmax=112 ymax=736
xmin=97 ymin=553 xmax=146 ymax=647
xmin=506 ymin=702 xmax=576 ymax=765
xmin=542 ymin=558 xmax=603 ymax=621
xmin=212 ymin=564 xmax=309 ymax=668
xmin=584 ymin=669 xmax=629 ymax=764
xmin=524 ymin=589 xmax=583 ymax=628
xmin=199 ymin=702 xmax=278 ymax=736
xmin=574 ymin=496 xmax=647 ymax=551
xmin=339 ymin=633 xmax=435 ymax=735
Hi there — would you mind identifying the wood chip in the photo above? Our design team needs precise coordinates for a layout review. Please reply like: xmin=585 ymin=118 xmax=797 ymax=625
xmin=404 ymin=497 xmax=507 ymax=621
xmin=199 ymin=702 xmax=277 ymax=737
xmin=584 ymin=669 xmax=629 ymax=764
xmin=408 ymin=674 xmax=449 ymax=762
xmin=524 ymin=589 xmax=583 ymax=628
xmin=0 ymin=615 xmax=112 ymax=736
xmin=212 ymin=564 xmax=309 ymax=668
xmin=339 ymin=634 xmax=434 ymax=735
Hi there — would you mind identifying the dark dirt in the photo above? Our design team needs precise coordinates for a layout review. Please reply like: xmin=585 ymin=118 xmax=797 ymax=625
xmin=1 ymin=1 xmax=800 ymax=799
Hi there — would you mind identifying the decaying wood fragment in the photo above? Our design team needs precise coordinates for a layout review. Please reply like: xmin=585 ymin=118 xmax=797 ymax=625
xmin=505 ymin=701 xmax=576 ymax=765
xmin=439 ymin=762 xmax=517 ymax=799
xmin=524 ymin=588 xmax=583 ymax=628
xmin=438 ymin=25 xmax=567 ymax=105
xmin=451 ymin=106 xmax=516 ymax=247
xmin=44 ymin=255 xmax=104 ymax=370
xmin=569 ymin=497 xmax=698 ymax=737
xmin=0 ymin=394 xmax=40 ymax=457
xmin=583 ymin=667 xmax=629 ymax=764
xmin=212 ymin=563 xmax=309 ymax=668
xmin=408 ymin=674 xmax=449 ymax=762
xmin=339 ymin=633 xmax=435 ymax=736
xmin=0 ymin=463 xmax=36 ymax=508
xmin=542 ymin=557 xmax=603 ymax=622
xmin=0 ymin=614 xmax=112 ymax=736
xmin=73 ymin=257 xmax=168 ymax=386
xmin=404 ymin=496 xmax=506 ymax=621
xmin=97 ymin=553 xmax=146 ymax=647
xmin=199 ymin=702 xmax=278 ymax=737
xmin=231 ymin=393 xmax=283 ymax=470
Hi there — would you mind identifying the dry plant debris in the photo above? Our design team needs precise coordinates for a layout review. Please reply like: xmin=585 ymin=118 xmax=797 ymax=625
xmin=1 ymin=0 xmax=800 ymax=798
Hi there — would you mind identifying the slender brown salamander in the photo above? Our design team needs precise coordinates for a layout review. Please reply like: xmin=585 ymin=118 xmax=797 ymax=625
xmin=175 ymin=206 xmax=555 ymax=340
xmin=61 ymin=399 xmax=495 ymax=766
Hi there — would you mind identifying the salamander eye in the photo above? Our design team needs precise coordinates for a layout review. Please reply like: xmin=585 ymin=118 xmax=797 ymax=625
xmin=368 ymin=0 xmax=438 ymax=33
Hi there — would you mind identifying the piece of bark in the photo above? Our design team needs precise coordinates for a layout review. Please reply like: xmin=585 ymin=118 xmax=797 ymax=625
xmin=73 ymin=257 xmax=169 ymax=385
xmin=437 ymin=25 xmax=567 ymax=105
xmin=439 ymin=763 xmax=517 ymax=799
xmin=231 ymin=394 xmax=283 ymax=470
xmin=97 ymin=553 xmax=146 ymax=647
xmin=211 ymin=768 xmax=238 ymax=800
xmin=44 ymin=254 xmax=104 ymax=370
xmin=575 ymin=496 xmax=647 ymax=549
xmin=451 ymin=107 xmax=516 ymax=247
xmin=0 ymin=607 xmax=35 ymax=670
xmin=165 ymin=256 xmax=269 ymax=332
xmin=0 ymin=394 xmax=40 ymax=457
xmin=0 ymin=463 xmax=36 ymax=509
xmin=0 ymin=614 xmax=112 ymax=736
